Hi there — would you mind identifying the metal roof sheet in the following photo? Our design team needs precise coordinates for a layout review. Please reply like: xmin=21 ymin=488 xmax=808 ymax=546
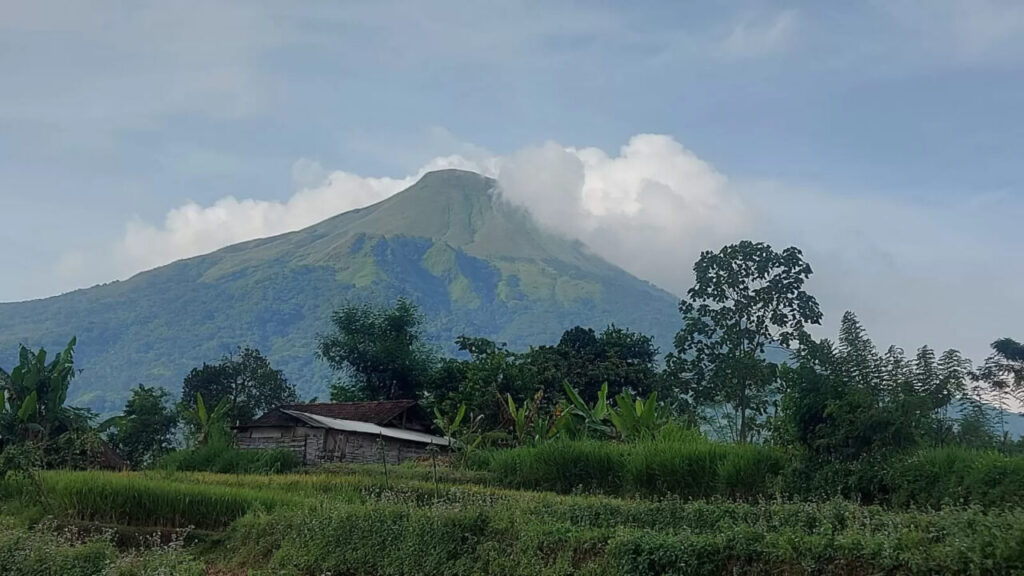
xmin=281 ymin=409 xmax=451 ymax=446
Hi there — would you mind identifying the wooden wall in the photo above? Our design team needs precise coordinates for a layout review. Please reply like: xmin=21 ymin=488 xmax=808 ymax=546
xmin=236 ymin=426 xmax=434 ymax=465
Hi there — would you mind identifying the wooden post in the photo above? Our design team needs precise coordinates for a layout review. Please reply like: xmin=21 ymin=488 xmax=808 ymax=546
xmin=430 ymin=441 xmax=439 ymax=501
xmin=379 ymin=432 xmax=390 ymax=491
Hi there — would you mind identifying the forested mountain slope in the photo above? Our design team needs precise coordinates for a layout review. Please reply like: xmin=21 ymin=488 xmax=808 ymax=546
xmin=0 ymin=170 xmax=681 ymax=412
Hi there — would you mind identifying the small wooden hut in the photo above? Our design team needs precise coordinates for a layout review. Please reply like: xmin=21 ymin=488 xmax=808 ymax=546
xmin=234 ymin=401 xmax=449 ymax=465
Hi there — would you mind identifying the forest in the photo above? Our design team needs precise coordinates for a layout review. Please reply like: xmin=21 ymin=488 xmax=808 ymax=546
xmin=2 ymin=240 xmax=1024 ymax=575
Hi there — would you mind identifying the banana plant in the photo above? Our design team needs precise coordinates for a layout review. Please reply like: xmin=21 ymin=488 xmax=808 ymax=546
xmin=555 ymin=382 xmax=614 ymax=439
xmin=194 ymin=392 xmax=231 ymax=446
xmin=433 ymin=403 xmax=483 ymax=458
xmin=504 ymin=390 xmax=552 ymax=446
xmin=0 ymin=338 xmax=82 ymax=442
xmin=608 ymin=390 xmax=665 ymax=441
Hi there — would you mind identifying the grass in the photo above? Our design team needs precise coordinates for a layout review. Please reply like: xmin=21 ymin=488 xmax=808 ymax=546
xmin=4 ymin=471 xmax=301 ymax=529
xmin=478 ymin=438 xmax=787 ymax=499
xmin=4 ymin=445 xmax=1024 ymax=574
xmin=155 ymin=443 xmax=301 ymax=474
xmin=886 ymin=446 xmax=1024 ymax=508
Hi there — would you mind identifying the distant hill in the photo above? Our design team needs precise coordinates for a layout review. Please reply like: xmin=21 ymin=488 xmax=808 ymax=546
xmin=0 ymin=170 xmax=682 ymax=412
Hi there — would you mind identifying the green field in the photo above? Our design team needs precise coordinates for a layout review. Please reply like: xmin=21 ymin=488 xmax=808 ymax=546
xmin=4 ymin=451 xmax=1024 ymax=576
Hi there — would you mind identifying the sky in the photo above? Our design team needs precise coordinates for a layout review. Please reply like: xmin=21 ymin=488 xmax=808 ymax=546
xmin=2 ymin=0 xmax=1023 ymax=364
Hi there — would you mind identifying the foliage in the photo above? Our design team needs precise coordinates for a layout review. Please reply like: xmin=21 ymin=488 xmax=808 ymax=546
xmin=220 ymin=477 xmax=1024 ymax=576
xmin=975 ymin=337 xmax=1024 ymax=446
xmin=775 ymin=312 xmax=974 ymax=464
xmin=479 ymin=435 xmax=786 ymax=499
xmin=0 ymin=442 xmax=43 ymax=479
xmin=190 ymin=392 xmax=231 ymax=447
xmin=556 ymin=382 xmax=614 ymax=439
xmin=104 ymin=384 xmax=178 ymax=468
xmin=156 ymin=443 xmax=301 ymax=475
xmin=318 ymin=297 xmax=438 ymax=401
xmin=885 ymin=447 xmax=1024 ymax=508
xmin=668 ymin=241 xmax=822 ymax=443
xmin=7 ymin=470 xmax=298 ymax=529
xmin=179 ymin=346 xmax=296 ymax=429
xmin=45 ymin=429 xmax=108 ymax=470
xmin=0 ymin=338 xmax=92 ymax=444
xmin=0 ymin=521 xmax=204 ymax=576
xmin=608 ymin=390 xmax=666 ymax=441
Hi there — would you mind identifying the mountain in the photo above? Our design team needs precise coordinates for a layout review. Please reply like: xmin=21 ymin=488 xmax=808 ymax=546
xmin=0 ymin=170 xmax=682 ymax=413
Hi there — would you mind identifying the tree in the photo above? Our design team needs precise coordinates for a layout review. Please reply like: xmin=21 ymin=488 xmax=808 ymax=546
xmin=518 ymin=325 xmax=661 ymax=406
xmin=775 ymin=318 xmax=932 ymax=464
xmin=974 ymin=338 xmax=1024 ymax=448
xmin=425 ymin=336 xmax=531 ymax=430
xmin=668 ymin=241 xmax=822 ymax=443
xmin=180 ymin=346 xmax=296 ymax=429
xmin=105 ymin=385 xmax=178 ymax=468
xmin=318 ymin=298 xmax=436 ymax=401
xmin=836 ymin=311 xmax=882 ymax=393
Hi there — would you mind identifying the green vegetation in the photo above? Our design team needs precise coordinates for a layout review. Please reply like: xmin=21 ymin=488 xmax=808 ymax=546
xmin=103 ymin=385 xmax=178 ymax=468
xmin=5 ymin=465 xmax=1024 ymax=575
xmin=156 ymin=442 xmax=301 ymax=475
xmin=179 ymin=346 xmax=298 ymax=430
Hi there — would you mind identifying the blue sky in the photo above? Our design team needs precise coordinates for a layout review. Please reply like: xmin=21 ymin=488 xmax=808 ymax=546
xmin=2 ymin=0 xmax=1023 ymax=362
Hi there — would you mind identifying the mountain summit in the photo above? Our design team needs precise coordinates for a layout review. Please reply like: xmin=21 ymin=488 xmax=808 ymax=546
xmin=0 ymin=170 xmax=680 ymax=411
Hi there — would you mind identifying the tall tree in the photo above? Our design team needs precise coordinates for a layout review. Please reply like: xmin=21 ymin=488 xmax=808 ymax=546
xmin=318 ymin=298 xmax=437 ymax=401
xmin=836 ymin=311 xmax=882 ymax=393
xmin=180 ymin=346 xmax=296 ymax=428
xmin=974 ymin=338 xmax=1024 ymax=448
xmin=105 ymin=385 xmax=178 ymax=468
xmin=668 ymin=241 xmax=822 ymax=443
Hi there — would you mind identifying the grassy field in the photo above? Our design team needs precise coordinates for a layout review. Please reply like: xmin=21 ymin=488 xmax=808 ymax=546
xmin=3 ymin=451 xmax=1024 ymax=576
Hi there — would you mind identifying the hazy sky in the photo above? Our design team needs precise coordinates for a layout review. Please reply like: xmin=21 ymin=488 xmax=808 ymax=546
xmin=2 ymin=0 xmax=1023 ymax=363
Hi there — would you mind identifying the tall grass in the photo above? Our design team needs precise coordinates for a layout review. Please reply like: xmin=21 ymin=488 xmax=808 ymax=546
xmin=156 ymin=443 xmax=301 ymax=474
xmin=481 ymin=438 xmax=787 ymax=499
xmin=886 ymin=446 xmax=1024 ymax=508
xmin=33 ymin=471 xmax=300 ymax=529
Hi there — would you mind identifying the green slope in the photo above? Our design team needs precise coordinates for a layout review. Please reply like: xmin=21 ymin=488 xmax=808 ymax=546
xmin=0 ymin=170 xmax=682 ymax=412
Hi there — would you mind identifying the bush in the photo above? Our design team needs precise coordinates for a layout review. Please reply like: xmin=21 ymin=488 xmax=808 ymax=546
xmin=156 ymin=443 xmax=300 ymax=475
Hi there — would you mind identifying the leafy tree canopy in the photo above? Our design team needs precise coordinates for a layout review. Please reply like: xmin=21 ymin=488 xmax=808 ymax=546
xmin=180 ymin=346 xmax=296 ymax=428
xmin=104 ymin=384 xmax=178 ymax=468
xmin=318 ymin=297 xmax=437 ymax=401
xmin=669 ymin=241 xmax=822 ymax=443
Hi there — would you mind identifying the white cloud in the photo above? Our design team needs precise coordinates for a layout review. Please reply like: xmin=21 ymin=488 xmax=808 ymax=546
xmin=721 ymin=10 xmax=799 ymax=59
xmin=497 ymin=135 xmax=746 ymax=293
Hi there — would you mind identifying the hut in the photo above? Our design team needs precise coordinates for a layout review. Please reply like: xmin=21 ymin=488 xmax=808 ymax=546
xmin=234 ymin=400 xmax=449 ymax=465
